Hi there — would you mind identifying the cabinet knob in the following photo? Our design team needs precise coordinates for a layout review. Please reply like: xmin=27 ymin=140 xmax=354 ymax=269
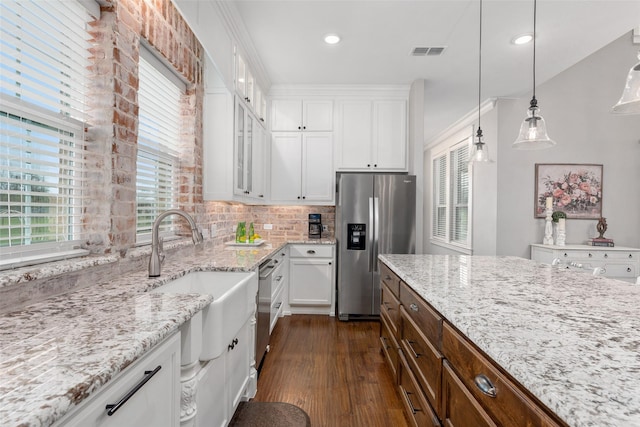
xmin=629 ymin=254 xmax=633 ymax=259
xmin=628 ymin=268 xmax=632 ymax=273
xmin=328 ymin=262 xmax=332 ymax=265
xmin=367 ymin=164 xmax=371 ymax=167
xmin=588 ymin=253 xmax=593 ymax=258
xmin=563 ymin=253 xmax=568 ymax=257
xmin=303 ymin=126 xmax=306 ymax=130
xmin=298 ymin=126 xmax=301 ymax=130
xmin=374 ymin=164 xmax=377 ymax=167
xmin=297 ymin=196 xmax=301 ymax=199
xmin=302 ymin=196 xmax=306 ymax=199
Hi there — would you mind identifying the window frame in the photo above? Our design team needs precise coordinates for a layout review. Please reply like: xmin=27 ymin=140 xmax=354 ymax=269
xmin=135 ymin=44 xmax=186 ymax=244
xmin=430 ymin=133 xmax=473 ymax=252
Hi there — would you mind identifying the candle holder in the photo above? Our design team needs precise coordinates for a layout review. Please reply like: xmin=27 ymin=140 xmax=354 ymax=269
xmin=543 ymin=208 xmax=554 ymax=245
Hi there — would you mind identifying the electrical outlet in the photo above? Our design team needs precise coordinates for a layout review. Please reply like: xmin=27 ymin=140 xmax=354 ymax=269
xmin=322 ymin=224 xmax=328 ymax=232
xmin=264 ymin=224 xmax=273 ymax=230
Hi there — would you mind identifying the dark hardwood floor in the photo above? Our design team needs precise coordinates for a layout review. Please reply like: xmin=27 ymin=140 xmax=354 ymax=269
xmin=253 ymin=315 xmax=410 ymax=427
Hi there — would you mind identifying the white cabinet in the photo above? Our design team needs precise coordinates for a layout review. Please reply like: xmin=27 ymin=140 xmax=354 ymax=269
xmin=270 ymin=248 xmax=288 ymax=333
xmin=56 ymin=333 xmax=181 ymax=427
xmin=336 ymin=99 xmax=407 ymax=171
xmin=271 ymin=99 xmax=333 ymax=132
xmin=270 ymin=132 xmax=333 ymax=204
xmin=531 ymin=244 xmax=640 ymax=282
xmin=288 ymin=244 xmax=335 ymax=315
xmin=234 ymin=97 xmax=267 ymax=201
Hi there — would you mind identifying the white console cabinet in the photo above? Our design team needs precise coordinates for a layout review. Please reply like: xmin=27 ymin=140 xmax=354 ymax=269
xmin=55 ymin=333 xmax=181 ymax=427
xmin=288 ymin=244 xmax=335 ymax=315
xmin=531 ymin=244 xmax=640 ymax=282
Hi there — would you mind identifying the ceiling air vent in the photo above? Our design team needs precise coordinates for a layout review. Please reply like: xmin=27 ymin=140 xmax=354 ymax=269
xmin=410 ymin=46 xmax=446 ymax=56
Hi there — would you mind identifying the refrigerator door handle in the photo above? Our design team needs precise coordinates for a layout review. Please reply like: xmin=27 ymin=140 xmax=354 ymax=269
xmin=373 ymin=197 xmax=379 ymax=272
xmin=368 ymin=197 xmax=374 ymax=272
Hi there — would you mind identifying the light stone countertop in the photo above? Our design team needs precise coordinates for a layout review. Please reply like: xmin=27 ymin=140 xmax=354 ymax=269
xmin=0 ymin=238 xmax=335 ymax=427
xmin=379 ymin=254 xmax=640 ymax=427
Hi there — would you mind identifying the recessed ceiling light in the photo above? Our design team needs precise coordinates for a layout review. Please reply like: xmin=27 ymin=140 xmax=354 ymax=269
xmin=324 ymin=34 xmax=340 ymax=45
xmin=512 ymin=34 xmax=533 ymax=45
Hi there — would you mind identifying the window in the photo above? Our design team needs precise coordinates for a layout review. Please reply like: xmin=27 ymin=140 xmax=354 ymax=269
xmin=136 ymin=47 xmax=184 ymax=240
xmin=0 ymin=0 xmax=94 ymax=261
xmin=431 ymin=137 xmax=471 ymax=249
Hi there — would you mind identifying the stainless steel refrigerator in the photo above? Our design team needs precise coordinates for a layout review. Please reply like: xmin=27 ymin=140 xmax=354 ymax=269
xmin=336 ymin=173 xmax=416 ymax=320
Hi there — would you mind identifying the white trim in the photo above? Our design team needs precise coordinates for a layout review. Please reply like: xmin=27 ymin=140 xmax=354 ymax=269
xmin=139 ymin=42 xmax=188 ymax=90
xmin=268 ymin=84 xmax=410 ymax=98
xmin=633 ymin=26 xmax=640 ymax=44
xmin=424 ymin=97 xmax=496 ymax=150
xmin=0 ymin=249 xmax=90 ymax=271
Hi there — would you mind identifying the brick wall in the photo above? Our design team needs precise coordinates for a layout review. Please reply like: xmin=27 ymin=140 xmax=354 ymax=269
xmin=81 ymin=0 xmax=334 ymax=257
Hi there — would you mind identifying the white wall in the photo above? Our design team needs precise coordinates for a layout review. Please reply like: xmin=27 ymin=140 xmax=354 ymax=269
xmin=495 ymin=32 xmax=640 ymax=257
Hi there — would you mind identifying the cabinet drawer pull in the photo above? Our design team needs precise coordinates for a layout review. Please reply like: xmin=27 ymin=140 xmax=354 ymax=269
xmin=106 ymin=365 xmax=162 ymax=416
xmin=409 ymin=303 xmax=419 ymax=312
xmin=307 ymin=250 xmax=316 ymax=255
xmin=401 ymin=388 xmax=422 ymax=414
xmin=406 ymin=340 xmax=421 ymax=359
xmin=474 ymin=374 xmax=497 ymax=398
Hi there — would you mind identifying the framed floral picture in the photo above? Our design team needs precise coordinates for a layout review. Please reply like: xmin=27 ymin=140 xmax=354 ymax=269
xmin=534 ymin=163 xmax=603 ymax=219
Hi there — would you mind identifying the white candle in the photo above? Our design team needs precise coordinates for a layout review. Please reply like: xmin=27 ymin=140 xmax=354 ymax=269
xmin=558 ymin=218 xmax=566 ymax=231
xmin=546 ymin=197 xmax=553 ymax=210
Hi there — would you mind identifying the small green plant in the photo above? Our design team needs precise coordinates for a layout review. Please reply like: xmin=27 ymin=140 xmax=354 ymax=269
xmin=551 ymin=211 xmax=567 ymax=223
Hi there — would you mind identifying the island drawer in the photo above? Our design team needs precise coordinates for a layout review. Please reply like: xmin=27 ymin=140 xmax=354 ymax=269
xmin=380 ymin=310 xmax=399 ymax=380
xmin=381 ymin=281 xmax=401 ymax=337
xmin=442 ymin=361 xmax=496 ymax=427
xmin=400 ymin=305 xmax=443 ymax=418
xmin=398 ymin=351 xmax=441 ymax=427
xmin=442 ymin=322 xmax=562 ymax=427
xmin=380 ymin=262 xmax=401 ymax=298
xmin=400 ymin=282 xmax=442 ymax=348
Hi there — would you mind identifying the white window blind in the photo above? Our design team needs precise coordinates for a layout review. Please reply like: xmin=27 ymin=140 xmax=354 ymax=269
xmin=0 ymin=0 xmax=93 ymax=257
xmin=136 ymin=48 xmax=183 ymax=238
xmin=431 ymin=138 xmax=471 ymax=249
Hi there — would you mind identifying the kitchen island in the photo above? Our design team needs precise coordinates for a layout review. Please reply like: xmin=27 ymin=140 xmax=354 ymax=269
xmin=0 ymin=238 xmax=334 ymax=427
xmin=379 ymin=254 xmax=640 ymax=427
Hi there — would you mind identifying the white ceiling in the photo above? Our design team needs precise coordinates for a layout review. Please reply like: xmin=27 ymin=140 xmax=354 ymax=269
xmin=230 ymin=0 xmax=640 ymax=142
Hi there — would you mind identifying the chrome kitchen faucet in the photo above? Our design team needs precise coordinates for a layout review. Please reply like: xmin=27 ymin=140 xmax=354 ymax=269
xmin=148 ymin=209 xmax=203 ymax=277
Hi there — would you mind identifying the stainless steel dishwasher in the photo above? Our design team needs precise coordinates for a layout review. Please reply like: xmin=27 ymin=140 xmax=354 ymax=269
xmin=256 ymin=258 xmax=275 ymax=369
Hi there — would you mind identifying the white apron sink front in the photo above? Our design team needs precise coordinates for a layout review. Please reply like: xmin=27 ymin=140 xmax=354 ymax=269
xmin=151 ymin=271 xmax=257 ymax=360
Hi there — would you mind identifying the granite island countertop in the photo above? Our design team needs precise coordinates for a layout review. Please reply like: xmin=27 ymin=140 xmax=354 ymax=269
xmin=0 ymin=238 xmax=335 ymax=427
xmin=379 ymin=254 xmax=640 ymax=427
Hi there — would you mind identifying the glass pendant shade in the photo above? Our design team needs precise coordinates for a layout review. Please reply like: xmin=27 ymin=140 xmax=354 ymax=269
xmin=512 ymin=99 xmax=556 ymax=149
xmin=469 ymin=129 xmax=492 ymax=163
xmin=611 ymin=51 xmax=640 ymax=114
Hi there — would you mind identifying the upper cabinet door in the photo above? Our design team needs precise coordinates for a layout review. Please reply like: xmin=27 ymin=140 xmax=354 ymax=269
xmin=336 ymin=100 xmax=373 ymax=170
xmin=271 ymin=100 xmax=302 ymax=131
xmin=373 ymin=100 xmax=407 ymax=170
xmin=270 ymin=133 xmax=303 ymax=202
xmin=302 ymin=100 xmax=333 ymax=131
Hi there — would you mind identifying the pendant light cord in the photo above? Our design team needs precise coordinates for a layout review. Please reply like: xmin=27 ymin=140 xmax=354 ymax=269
xmin=477 ymin=0 xmax=483 ymax=139
xmin=531 ymin=0 xmax=537 ymax=105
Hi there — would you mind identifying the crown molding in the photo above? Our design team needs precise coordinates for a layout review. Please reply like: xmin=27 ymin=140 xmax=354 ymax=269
xmin=268 ymin=84 xmax=411 ymax=98
xmin=424 ymin=97 xmax=497 ymax=151
xmin=213 ymin=1 xmax=272 ymax=92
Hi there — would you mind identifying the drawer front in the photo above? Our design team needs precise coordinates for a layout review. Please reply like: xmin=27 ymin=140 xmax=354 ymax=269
xmin=556 ymin=249 xmax=638 ymax=262
xmin=288 ymin=244 xmax=333 ymax=258
xmin=602 ymin=263 xmax=637 ymax=278
xmin=400 ymin=282 xmax=442 ymax=348
xmin=442 ymin=361 xmax=496 ymax=427
xmin=381 ymin=282 xmax=400 ymax=337
xmin=442 ymin=323 xmax=561 ymax=427
xmin=401 ymin=306 xmax=443 ymax=418
xmin=380 ymin=311 xmax=399 ymax=380
xmin=380 ymin=262 xmax=401 ymax=298
xmin=398 ymin=351 xmax=441 ymax=427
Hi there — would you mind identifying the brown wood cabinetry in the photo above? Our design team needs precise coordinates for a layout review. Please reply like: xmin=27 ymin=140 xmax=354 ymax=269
xmin=379 ymin=261 xmax=565 ymax=427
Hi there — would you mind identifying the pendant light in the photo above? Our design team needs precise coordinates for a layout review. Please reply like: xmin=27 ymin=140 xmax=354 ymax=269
xmin=611 ymin=50 xmax=640 ymax=114
xmin=512 ymin=0 xmax=556 ymax=150
xmin=469 ymin=0 xmax=492 ymax=163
